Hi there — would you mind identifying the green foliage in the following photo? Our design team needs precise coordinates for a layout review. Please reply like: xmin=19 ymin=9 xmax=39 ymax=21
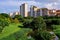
xmin=14 ymin=15 xmax=23 ymax=22
xmin=31 ymin=31 xmax=53 ymax=40
xmin=14 ymin=28 xmax=34 ymax=40
xmin=31 ymin=17 xmax=46 ymax=31
xmin=44 ymin=16 xmax=60 ymax=25
xmin=43 ymin=16 xmax=60 ymax=30
xmin=29 ymin=17 xmax=54 ymax=40
xmin=0 ymin=13 xmax=60 ymax=40
xmin=0 ymin=20 xmax=8 ymax=29
xmin=14 ymin=15 xmax=23 ymax=19
xmin=39 ymin=31 xmax=54 ymax=40
xmin=22 ymin=16 xmax=53 ymax=40
xmin=23 ymin=17 xmax=33 ymax=28
xmin=0 ymin=23 xmax=20 ymax=39
xmin=0 ymin=15 xmax=9 ymax=33
xmin=0 ymin=13 xmax=10 ymax=18
xmin=30 ymin=29 xmax=55 ymax=40
xmin=52 ymin=25 xmax=60 ymax=38
xmin=0 ymin=35 xmax=16 ymax=40
xmin=13 ymin=18 xmax=19 ymax=23
xmin=0 ymin=25 xmax=34 ymax=40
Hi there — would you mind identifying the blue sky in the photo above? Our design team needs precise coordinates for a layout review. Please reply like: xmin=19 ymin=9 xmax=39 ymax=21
xmin=0 ymin=0 xmax=60 ymax=13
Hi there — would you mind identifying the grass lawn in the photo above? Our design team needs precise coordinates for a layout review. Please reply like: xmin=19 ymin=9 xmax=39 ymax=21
xmin=0 ymin=23 xmax=33 ymax=40
xmin=0 ymin=23 xmax=21 ymax=39
xmin=0 ymin=28 xmax=33 ymax=40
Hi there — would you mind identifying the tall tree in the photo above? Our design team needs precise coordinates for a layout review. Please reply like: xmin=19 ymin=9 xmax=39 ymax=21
xmin=0 ymin=15 xmax=9 ymax=33
xmin=30 ymin=17 xmax=53 ymax=40
xmin=31 ymin=17 xmax=46 ymax=31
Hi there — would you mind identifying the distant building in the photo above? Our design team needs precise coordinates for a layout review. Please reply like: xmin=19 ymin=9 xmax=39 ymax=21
xmin=37 ymin=9 xmax=42 ymax=16
xmin=48 ymin=9 xmax=56 ymax=16
xmin=30 ymin=6 xmax=49 ymax=17
xmin=9 ymin=12 xmax=14 ymax=17
xmin=30 ymin=6 xmax=41 ymax=17
xmin=13 ymin=12 xmax=20 ymax=15
xmin=28 ymin=11 xmax=30 ymax=16
xmin=9 ymin=12 xmax=20 ymax=17
xmin=41 ymin=8 xmax=48 ymax=16
xmin=56 ymin=10 xmax=60 ymax=16
xmin=20 ymin=3 xmax=28 ymax=17
xmin=30 ymin=6 xmax=37 ymax=17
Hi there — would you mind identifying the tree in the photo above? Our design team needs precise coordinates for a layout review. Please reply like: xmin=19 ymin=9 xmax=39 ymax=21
xmin=0 ymin=13 xmax=10 ymax=18
xmin=0 ymin=13 xmax=12 ymax=23
xmin=13 ymin=18 xmax=19 ymax=23
xmin=31 ymin=17 xmax=46 ymax=31
xmin=23 ymin=17 xmax=33 ymax=28
xmin=29 ymin=17 xmax=54 ymax=40
xmin=14 ymin=15 xmax=22 ymax=19
xmin=0 ymin=15 xmax=9 ymax=33
xmin=14 ymin=15 xmax=23 ymax=22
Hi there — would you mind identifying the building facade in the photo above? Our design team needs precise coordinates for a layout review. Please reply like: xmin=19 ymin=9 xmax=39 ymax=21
xmin=20 ymin=3 xmax=28 ymax=17
xmin=30 ymin=6 xmax=41 ymax=17
xmin=9 ymin=12 xmax=20 ymax=17
xmin=56 ymin=10 xmax=60 ymax=16
xmin=41 ymin=8 xmax=48 ymax=16
xmin=9 ymin=12 xmax=14 ymax=17
xmin=13 ymin=12 xmax=20 ymax=15
xmin=48 ymin=9 xmax=56 ymax=16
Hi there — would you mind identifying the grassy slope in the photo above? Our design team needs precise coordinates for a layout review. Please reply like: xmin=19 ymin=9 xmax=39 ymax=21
xmin=0 ymin=23 xmax=33 ymax=40
xmin=0 ymin=28 xmax=33 ymax=40
xmin=0 ymin=23 xmax=21 ymax=39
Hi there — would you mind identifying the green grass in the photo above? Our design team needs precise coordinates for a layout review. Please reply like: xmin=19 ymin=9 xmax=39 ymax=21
xmin=0 ymin=35 xmax=16 ymax=40
xmin=0 ymin=23 xmax=21 ymax=39
xmin=0 ymin=28 xmax=33 ymax=40
xmin=0 ymin=23 xmax=34 ymax=40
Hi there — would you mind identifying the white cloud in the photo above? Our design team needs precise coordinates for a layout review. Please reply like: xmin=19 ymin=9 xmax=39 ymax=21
xmin=0 ymin=0 xmax=42 ymax=12
xmin=34 ymin=0 xmax=60 ymax=9
xmin=0 ymin=0 xmax=41 ymax=7
xmin=0 ymin=0 xmax=60 ymax=13
xmin=0 ymin=0 xmax=60 ymax=9
xmin=44 ymin=2 xmax=60 ymax=9
xmin=18 ymin=1 xmax=41 ymax=7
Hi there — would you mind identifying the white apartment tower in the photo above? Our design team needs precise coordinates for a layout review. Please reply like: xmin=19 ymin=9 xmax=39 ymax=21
xmin=20 ymin=3 xmax=28 ymax=17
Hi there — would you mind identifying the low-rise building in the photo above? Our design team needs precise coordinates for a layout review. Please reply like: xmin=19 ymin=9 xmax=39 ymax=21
xmin=48 ymin=9 xmax=56 ymax=16
xmin=56 ymin=10 xmax=60 ymax=16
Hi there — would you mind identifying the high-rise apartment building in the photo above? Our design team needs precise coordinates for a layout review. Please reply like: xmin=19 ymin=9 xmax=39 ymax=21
xmin=30 ymin=6 xmax=41 ymax=17
xmin=37 ymin=9 xmax=42 ymax=16
xmin=20 ymin=3 xmax=28 ymax=17
xmin=41 ymin=8 xmax=48 ymax=16
xmin=30 ymin=6 xmax=49 ymax=17
xmin=30 ymin=6 xmax=36 ymax=17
